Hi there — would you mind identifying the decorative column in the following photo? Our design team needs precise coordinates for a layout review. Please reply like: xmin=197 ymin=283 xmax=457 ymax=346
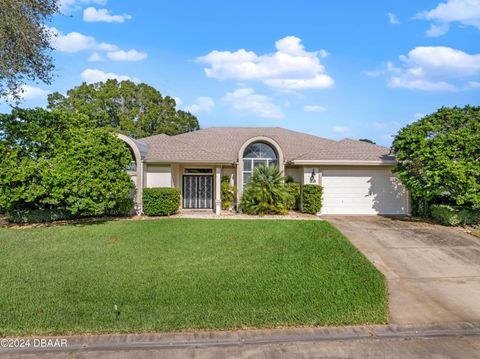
xmin=215 ymin=166 xmax=222 ymax=215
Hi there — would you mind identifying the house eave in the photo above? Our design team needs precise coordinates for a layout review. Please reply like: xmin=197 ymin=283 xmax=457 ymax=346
xmin=289 ymin=159 xmax=397 ymax=166
xmin=144 ymin=159 xmax=235 ymax=165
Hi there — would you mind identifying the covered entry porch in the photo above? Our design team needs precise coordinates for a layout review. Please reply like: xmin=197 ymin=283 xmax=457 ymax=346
xmin=141 ymin=162 xmax=236 ymax=215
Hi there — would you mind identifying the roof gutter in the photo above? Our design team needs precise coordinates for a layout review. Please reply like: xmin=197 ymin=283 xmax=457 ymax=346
xmin=144 ymin=159 xmax=235 ymax=165
xmin=289 ymin=159 xmax=397 ymax=166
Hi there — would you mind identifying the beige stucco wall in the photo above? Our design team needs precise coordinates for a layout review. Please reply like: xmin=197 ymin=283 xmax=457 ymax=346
xmin=285 ymin=166 xmax=302 ymax=183
xmin=145 ymin=165 xmax=172 ymax=187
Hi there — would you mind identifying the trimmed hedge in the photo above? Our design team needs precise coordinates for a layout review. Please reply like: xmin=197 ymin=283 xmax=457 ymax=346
xmin=143 ymin=188 xmax=180 ymax=216
xmin=302 ymin=184 xmax=323 ymax=214
xmin=285 ymin=182 xmax=301 ymax=210
xmin=7 ymin=208 xmax=75 ymax=224
xmin=430 ymin=204 xmax=480 ymax=226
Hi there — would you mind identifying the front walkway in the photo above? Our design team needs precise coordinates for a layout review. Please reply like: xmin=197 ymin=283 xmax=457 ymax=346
xmin=327 ymin=216 xmax=480 ymax=325
xmin=174 ymin=209 xmax=321 ymax=220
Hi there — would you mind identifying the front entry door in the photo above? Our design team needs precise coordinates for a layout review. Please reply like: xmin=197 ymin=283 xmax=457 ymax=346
xmin=183 ymin=175 xmax=213 ymax=209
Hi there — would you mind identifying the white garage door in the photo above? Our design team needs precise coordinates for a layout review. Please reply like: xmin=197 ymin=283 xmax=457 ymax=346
xmin=321 ymin=168 xmax=408 ymax=215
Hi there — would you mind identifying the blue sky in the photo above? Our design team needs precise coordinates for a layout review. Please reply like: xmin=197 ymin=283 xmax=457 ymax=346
xmin=2 ymin=0 xmax=479 ymax=145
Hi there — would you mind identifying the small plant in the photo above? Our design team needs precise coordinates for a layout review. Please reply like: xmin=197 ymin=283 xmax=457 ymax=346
xmin=221 ymin=175 xmax=236 ymax=210
xmin=241 ymin=165 xmax=291 ymax=215
xmin=302 ymin=184 xmax=323 ymax=214
xmin=143 ymin=188 xmax=180 ymax=216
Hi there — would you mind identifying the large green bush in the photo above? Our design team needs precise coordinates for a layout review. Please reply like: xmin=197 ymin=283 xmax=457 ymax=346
xmin=221 ymin=175 xmax=236 ymax=210
xmin=302 ymin=184 xmax=323 ymax=214
xmin=430 ymin=204 xmax=480 ymax=226
xmin=0 ymin=108 xmax=134 ymax=221
xmin=285 ymin=182 xmax=301 ymax=210
xmin=392 ymin=106 xmax=480 ymax=212
xmin=241 ymin=165 xmax=291 ymax=215
xmin=143 ymin=188 xmax=180 ymax=216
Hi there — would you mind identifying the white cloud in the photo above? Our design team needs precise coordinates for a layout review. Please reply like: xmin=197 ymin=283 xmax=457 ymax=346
xmin=49 ymin=28 xmax=149 ymax=65
xmin=97 ymin=42 xmax=119 ymax=51
xmin=197 ymin=36 xmax=334 ymax=91
xmin=81 ymin=68 xmax=131 ymax=83
xmin=425 ymin=23 xmax=450 ymax=37
xmin=173 ymin=97 xmax=183 ymax=106
xmin=416 ymin=0 xmax=480 ymax=36
xmin=59 ymin=0 xmax=106 ymax=13
xmin=467 ymin=81 xmax=480 ymax=88
xmin=83 ymin=7 xmax=132 ymax=23
xmin=387 ymin=12 xmax=400 ymax=24
xmin=184 ymin=97 xmax=215 ymax=113
xmin=304 ymin=105 xmax=325 ymax=112
xmin=384 ymin=46 xmax=480 ymax=91
xmin=364 ymin=70 xmax=383 ymax=77
xmin=49 ymin=27 xmax=96 ymax=53
xmin=9 ymin=85 xmax=49 ymax=101
xmin=106 ymin=49 xmax=147 ymax=62
xmin=414 ymin=112 xmax=426 ymax=120
xmin=332 ymin=126 xmax=350 ymax=133
xmin=49 ymin=27 xmax=121 ymax=54
xmin=88 ymin=52 xmax=104 ymax=62
xmin=223 ymin=88 xmax=284 ymax=118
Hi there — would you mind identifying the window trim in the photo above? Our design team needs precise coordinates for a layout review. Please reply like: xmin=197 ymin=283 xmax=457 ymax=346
xmin=183 ymin=168 xmax=213 ymax=175
xmin=241 ymin=142 xmax=278 ymax=187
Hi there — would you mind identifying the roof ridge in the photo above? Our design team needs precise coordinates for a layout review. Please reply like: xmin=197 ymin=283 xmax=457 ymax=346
xmin=339 ymin=138 xmax=391 ymax=151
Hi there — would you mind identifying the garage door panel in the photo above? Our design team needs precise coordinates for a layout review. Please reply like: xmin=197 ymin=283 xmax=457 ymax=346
xmin=321 ymin=169 xmax=407 ymax=215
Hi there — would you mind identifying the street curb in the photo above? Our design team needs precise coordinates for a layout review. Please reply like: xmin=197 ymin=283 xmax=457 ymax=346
xmin=1 ymin=321 xmax=480 ymax=354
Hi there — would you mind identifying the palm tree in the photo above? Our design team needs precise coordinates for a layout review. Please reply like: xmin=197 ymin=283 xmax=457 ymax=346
xmin=241 ymin=164 xmax=292 ymax=215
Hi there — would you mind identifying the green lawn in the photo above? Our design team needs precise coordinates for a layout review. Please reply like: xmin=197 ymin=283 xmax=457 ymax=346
xmin=0 ymin=219 xmax=387 ymax=336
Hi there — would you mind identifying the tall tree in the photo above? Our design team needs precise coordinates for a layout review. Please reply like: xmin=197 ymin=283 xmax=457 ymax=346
xmin=48 ymin=80 xmax=200 ymax=138
xmin=0 ymin=0 xmax=58 ymax=100
xmin=392 ymin=106 xmax=480 ymax=212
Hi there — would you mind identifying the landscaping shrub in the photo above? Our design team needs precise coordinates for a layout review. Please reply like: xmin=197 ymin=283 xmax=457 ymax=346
xmin=285 ymin=182 xmax=301 ymax=210
xmin=302 ymin=184 xmax=323 ymax=214
xmin=7 ymin=208 xmax=75 ymax=224
xmin=0 ymin=109 xmax=134 ymax=218
xmin=241 ymin=165 xmax=291 ymax=215
xmin=392 ymin=106 xmax=480 ymax=210
xmin=143 ymin=188 xmax=180 ymax=216
xmin=221 ymin=175 xmax=236 ymax=210
xmin=430 ymin=204 xmax=480 ymax=226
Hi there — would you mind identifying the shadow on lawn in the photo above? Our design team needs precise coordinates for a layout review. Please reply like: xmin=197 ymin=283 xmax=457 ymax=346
xmin=0 ymin=215 xmax=136 ymax=229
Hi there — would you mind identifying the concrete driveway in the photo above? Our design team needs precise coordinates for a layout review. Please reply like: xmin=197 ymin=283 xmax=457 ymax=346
xmin=327 ymin=216 xmax=480 ymax=325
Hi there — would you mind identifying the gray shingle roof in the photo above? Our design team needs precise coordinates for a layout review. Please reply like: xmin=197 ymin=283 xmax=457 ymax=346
xmin=139 ymin=127 xmax=394 ymax=163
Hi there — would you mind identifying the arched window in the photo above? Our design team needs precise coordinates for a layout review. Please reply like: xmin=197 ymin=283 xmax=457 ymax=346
xmin=242 ymin=142 xmax=278 ymax=185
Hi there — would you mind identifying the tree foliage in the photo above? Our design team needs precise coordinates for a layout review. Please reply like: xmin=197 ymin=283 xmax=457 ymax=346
xmin=47 ymin=80 xmax=200 ymax=138
xmin=0 ymin=108 xmax=134 ymax=216
xmin=359 ymin=138 xmax=376 ymax=144
xmin=241 ymin=165 xmax=291 ymax=215
xmin=0 ymin=0 xmax=57 ymax=100
xmin=392 ymin=106 xmax=480 ymax=209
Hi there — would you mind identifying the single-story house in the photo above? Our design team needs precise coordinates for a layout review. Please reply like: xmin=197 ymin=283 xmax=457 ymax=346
xmin=118 ymin=127 xmax=410 ymax=215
